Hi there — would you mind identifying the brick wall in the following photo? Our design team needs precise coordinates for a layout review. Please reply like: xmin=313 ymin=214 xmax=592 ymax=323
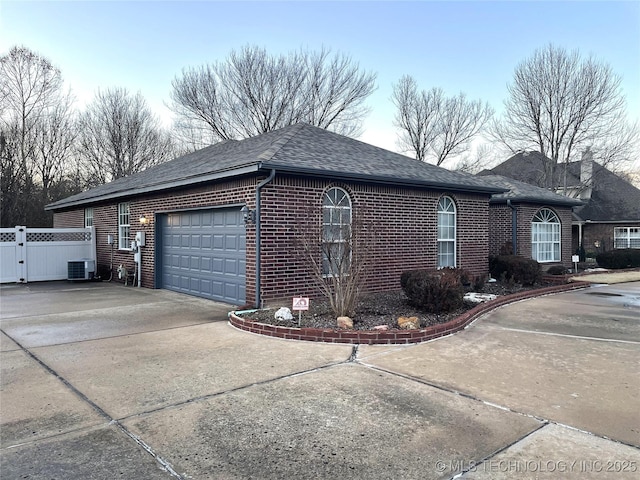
xmin=488 ymin=205 xmax=512 ymax=255
xmin=576 ymin=222 xmax=640 ymax=255
xmin=257 ymin=176 xmax=491 ymax=302
xmin=54 ymin=173 xmax=493 ymax=305
xmin=488 ymin=203 xmax=574 ymax=267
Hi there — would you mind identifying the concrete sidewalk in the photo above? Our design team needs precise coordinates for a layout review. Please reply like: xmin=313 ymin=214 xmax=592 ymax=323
xmin=1 ymin=280 xmax=639 ymax=479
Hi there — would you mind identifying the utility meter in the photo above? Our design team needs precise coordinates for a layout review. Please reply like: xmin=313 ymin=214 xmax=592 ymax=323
xmin=135 ymin=231 xmax=146 ymax=247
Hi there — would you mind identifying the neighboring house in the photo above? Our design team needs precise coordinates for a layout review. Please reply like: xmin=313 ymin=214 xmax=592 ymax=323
xmin=481 ymin=150 xmax=640 ymax=257
xmin=47 ymin=124 xmax=507 ymax=307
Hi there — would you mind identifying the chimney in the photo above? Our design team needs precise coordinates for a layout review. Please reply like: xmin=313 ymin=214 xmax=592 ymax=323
xmin=580 ymin=147 xmax=593 ymax=200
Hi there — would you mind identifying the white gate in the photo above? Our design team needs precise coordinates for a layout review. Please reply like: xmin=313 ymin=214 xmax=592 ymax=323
xmin=0 ymin=226 xmax=96 ymax=283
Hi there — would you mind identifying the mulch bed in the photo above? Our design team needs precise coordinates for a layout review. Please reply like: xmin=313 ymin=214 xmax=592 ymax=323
xmin=244 ymin=281 xmax=553 ymax=331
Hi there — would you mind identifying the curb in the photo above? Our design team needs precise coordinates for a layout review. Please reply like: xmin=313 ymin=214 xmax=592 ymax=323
xmin=228 ymin=282 xmax=592 ymax=345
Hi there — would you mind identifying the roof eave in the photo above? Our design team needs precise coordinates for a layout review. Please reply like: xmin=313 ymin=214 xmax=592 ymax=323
xmin=46 ymin=164 xmax=261 ymax=211
xmin=581 ymin=219 xmax=640 ymax=224
xmin=489 ymin=196 xmax=583 ymax=207
xmin=262 ymin=164 xmax=506 ymax=195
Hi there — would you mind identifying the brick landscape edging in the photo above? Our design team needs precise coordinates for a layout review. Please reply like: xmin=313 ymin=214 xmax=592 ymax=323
xmin=228 ymin=282 xmax=592 ymax=345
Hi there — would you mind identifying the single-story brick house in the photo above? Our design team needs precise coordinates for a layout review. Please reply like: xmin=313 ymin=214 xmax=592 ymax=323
xmin=481 ymin=150 xmax=640 ymax=257
xmin=47 ymin=123 xmax=578 ymax=307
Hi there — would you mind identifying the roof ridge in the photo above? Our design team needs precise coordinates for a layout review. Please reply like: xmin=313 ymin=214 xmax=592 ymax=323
xmin=257 ymin=123 xmax=307 ymax=162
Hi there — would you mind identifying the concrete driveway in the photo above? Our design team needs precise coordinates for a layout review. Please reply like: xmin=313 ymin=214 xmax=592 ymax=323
xmin=1 ymin=281 xmax=639 ymax=479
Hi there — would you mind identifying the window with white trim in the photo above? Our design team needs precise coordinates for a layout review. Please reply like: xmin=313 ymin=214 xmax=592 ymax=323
xmin=614 ymin=227 xmax=640 ymax=249
xmin=322 ymin=187 xmax=352 ymax=276
xmin=84 ymin=208 xmax=93 ymax=228
xmin=118 ymin=202 xmax=131 ymax=250
xmin=531 ymin=208 xmax=560 ymax=262
xmin=437 ymin=196 xmax=456 ymax=268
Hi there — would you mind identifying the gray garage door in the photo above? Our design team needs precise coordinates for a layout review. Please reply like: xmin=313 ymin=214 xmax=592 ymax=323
xmin=160 ymin=208 xmax=246 ymax=304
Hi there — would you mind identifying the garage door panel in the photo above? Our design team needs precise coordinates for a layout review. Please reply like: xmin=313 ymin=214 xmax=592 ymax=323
xmin=212 ymin=235 xmax=224 ymax=250
xmin=160 ymin=209 xmax=246 ymax=304
xmin=200 ymin=256 xmax=212 ymax=272
xmin=212 ymin=258 xmax=224 ymax=274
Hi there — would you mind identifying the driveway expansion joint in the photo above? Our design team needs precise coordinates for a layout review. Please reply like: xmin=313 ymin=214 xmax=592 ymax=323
xmin=0 ymin=327 xmax=184 ymax=479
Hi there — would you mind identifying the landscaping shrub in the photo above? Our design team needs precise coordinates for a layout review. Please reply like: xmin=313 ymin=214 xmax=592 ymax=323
xmin=473 ymin=275 xmax=486 ymax=291
xmin=439 ymin=267 xmax=472 ymax=287
xmin=400 ymin=269 xmax=464 ymax=313
xmin=596 ymin=249 xmax=640 ymax=269
xmin=489 ymin=255 xmax=542 ymax=286
xmin=546 ymin=265 xmax=568 ymax=276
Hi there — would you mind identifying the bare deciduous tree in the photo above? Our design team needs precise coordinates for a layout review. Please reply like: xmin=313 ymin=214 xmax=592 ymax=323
xmin=491 ymin=44 xmax=639 ymax=191
xmin=392 ymin=75 xmax=493 ymax=166
xmin=77 ymin=88 xmax=174 ymax=186
xmin=170 ymin=45 xmax=377 ymax=149
xmin=453 ymin=144 xmax=497 ymax=174
xmin=0 ymin=46 xmax=77 ymax=226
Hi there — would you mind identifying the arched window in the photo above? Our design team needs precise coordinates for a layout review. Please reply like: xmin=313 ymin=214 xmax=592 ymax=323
xmin=437 ymin=196 xmax=456 ymax=268
xmin=322 ymin=187 xmax=352 ymax=276
xmin=531 ymin=208 xmax=560 ymax=262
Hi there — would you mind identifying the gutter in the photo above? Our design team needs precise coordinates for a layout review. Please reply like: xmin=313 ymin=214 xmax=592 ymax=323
xmin=255 ymin=168 xmax=276 ymax=308
xmin=507 ymin=199 xmax=517 ymax=255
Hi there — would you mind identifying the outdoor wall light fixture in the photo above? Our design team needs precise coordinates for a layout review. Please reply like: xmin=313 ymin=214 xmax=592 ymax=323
xmin=139 ymin=215 xmax=149 ymax=226
xmin=240 ymin=205 xmax=255 ymax=224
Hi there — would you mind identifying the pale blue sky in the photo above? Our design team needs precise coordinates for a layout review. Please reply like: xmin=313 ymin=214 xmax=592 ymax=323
xmin=1 ymin=0 xmax=639 ymax=161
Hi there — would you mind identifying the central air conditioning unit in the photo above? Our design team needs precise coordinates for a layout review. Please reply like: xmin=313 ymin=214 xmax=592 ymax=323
xmin=67 ymin=259 xmax=95 ymax=280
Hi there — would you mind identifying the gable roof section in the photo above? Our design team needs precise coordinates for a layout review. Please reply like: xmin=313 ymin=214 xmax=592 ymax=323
xmin=480 ymin=175 xmax=582 ymax=207
xmin=478 ymin=151 xmax=553 ymax=188
xmin=47 ymin=123 xmax=505 ymax=210
xmin=480 ymin=152 xmax=640 ymax=222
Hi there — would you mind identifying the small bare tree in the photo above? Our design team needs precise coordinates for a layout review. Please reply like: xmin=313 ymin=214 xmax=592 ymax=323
xmin=392 ymin=75 xmax=493 ymax=165
xmin=291 ymin=205 xmax=377 ymax=319
xmin=170 ymin=45 xmax=377 ymax=148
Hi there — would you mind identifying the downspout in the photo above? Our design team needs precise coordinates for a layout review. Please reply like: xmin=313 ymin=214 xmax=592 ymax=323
xmin=255 ymin=169 xmax=276 ymax=308
xmin=507 ymin=199 xmax=517 ymax=255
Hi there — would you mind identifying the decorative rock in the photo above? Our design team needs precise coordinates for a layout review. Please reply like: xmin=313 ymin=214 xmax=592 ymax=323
xmin=373 ymin=325 xmax=389 ymax=331
xmin=337 ymin=316 xmax=353 ymax=329
xmin=463 ymin=292 xmax=498 ymax=304
xmin=397 ymin=316 xmax=420 ymax=330
xmin=274 ymin=307 xmax=293 ymax=321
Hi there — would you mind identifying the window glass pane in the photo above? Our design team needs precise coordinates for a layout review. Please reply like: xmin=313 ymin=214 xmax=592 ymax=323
xmin=84 ymin=208 xmax=93 ymax=228
xmin=437 ymin=196 xmax=456 ymax=268
xmin=322 ymin=188 xmax=352 ymax=275
xmin=118 ymin=202 xmax=131 ymax=249
xmin=531 ymin=208 xmax=560 ymax=262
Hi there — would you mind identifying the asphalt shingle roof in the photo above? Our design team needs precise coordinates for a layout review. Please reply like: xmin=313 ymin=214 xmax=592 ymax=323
xmin=480 ymin=152 xmax=640 ymax=222
xmin=47 ymin=123 xmax=505 ymax=210
xmin=480 ymin=175 xmax=583 ymax=207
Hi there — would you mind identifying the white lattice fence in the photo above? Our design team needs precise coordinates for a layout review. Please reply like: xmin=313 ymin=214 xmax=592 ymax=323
xmin=0 ymin=226 xmax=96 ymax=283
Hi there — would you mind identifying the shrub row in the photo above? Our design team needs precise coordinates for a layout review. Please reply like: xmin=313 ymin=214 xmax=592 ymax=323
xmin=489 ymin=255 xmax=541 ymax=286
xmin=596 ymin=249 xmax=640 ymax=269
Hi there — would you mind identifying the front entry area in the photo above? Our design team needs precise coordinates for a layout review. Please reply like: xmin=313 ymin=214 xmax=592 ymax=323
xmin=158 ymin=208 xmax=246 ymax=304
